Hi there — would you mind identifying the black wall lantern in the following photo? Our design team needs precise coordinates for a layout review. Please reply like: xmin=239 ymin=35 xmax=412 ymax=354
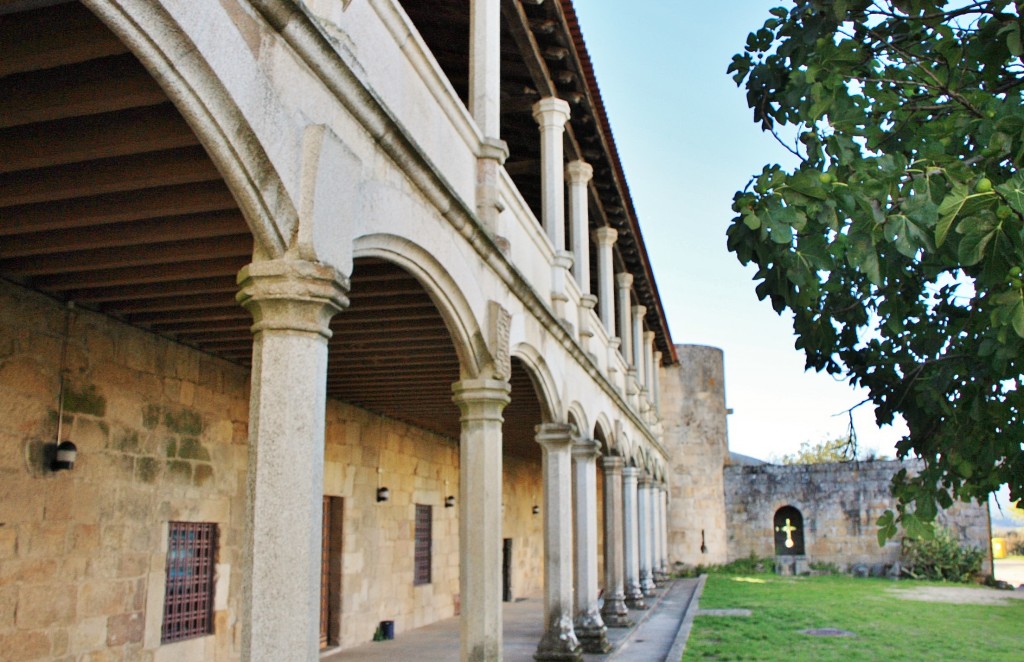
xmin=532 ymin=505 xmax=540 ymax=515
xmin=445 ymin=495 xmax=455 ymax=508
xmin=52 ymin=440 xmax=77 ymax=471
xmin=376 ymin=486 xmax=390 ymax=503
xmin=50 ymin=303 xmax=77 ymax=473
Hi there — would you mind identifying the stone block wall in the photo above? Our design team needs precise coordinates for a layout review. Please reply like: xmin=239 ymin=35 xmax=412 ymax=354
xmin=659 ymin=345 xmax=729 ymax=566
xmin=724 ymin=460 xmax=992 ymax=575
xmin=0 ymin=280 xmax=249 ymax=662
xmin=1 ymin=280 xmax=547 ymax=658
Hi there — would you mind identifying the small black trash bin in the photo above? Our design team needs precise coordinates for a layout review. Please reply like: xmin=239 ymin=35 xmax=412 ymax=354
xmin=380 ymin=620 xmax=395 ymax=640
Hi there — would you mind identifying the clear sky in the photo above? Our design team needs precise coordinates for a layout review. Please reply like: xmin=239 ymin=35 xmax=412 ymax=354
xmin=572 ymin=1 xmax=910 ymax=461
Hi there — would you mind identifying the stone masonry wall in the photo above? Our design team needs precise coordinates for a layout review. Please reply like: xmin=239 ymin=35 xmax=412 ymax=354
xmin=659 ymin=345 xmax=729 ymax=567
xmin=0 ymin=280 xmax=546 ymax=659
xmin=724 ymin=460 xmax=992 ymax=575
xmin=0 ymin=280 xmax=250 ymax=662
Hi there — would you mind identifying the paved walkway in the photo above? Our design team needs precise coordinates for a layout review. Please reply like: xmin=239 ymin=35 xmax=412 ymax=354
xmin=323 ymin=578 xmax=703 ymax=661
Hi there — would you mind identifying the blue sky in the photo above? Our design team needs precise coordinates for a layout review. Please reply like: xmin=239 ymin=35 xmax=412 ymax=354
xmin=572 ymin=1 xmax=910 ymax=461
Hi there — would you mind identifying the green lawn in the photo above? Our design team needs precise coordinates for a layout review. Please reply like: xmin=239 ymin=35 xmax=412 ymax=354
xmin=683 ymin=574 xmax=1024 ymax=661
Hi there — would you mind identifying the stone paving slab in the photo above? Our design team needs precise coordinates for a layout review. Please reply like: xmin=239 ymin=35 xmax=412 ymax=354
xmin=322 ymin=579 xmax=702 ymax=661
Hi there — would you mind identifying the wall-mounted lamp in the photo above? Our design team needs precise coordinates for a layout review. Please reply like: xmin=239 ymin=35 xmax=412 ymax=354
xmin=376 ymin=486 xmax=390 ymax=503
xmin=445 ymin=495 xmax=455 ymax=508
xmin=700 ymin=529 xmax=708 ymax=555
xmin=532 ymin=505 xmax=540 ymax=515
xmin=49 ymin=303 xmax=77 ymax=473
xmin=52 ymin=440 xmax=77 ymax=471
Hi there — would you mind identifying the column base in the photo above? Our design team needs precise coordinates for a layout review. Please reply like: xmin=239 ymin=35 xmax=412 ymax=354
xmin=624 ymin=585 xmax=647 ymax=610
xmin=576 ymin=627 xmax=612 ymax=654
xmin=534 ymin=613 xmax=581 ymax=662
xmin=574 ymin=607 xmax=611 ymax=654
xmin=600 ymin=590 xmax=632 ymax=628
xmin=640 ymin=571 xmax=656 ymax=596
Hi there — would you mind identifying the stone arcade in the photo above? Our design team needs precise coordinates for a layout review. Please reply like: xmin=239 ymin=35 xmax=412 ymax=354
xmin=1 ymin=1 xmax=680 ymax=660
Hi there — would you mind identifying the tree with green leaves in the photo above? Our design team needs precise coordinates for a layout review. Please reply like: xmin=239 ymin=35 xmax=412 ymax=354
xmin=775 ymin=436 xmax=859 ymax=464
xmin=727 ymin=0 xmax=1024 ymax=540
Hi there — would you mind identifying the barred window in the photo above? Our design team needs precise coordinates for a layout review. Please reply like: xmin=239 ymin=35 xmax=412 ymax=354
xmin=414 ymin=504 xmax=432 ymax=585
xmin=162 ymin=521 xmax=217 ymax=643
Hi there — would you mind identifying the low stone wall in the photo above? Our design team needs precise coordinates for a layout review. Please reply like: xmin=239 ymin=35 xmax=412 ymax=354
xmin=724 ymin=460 xmax=992 ymax=575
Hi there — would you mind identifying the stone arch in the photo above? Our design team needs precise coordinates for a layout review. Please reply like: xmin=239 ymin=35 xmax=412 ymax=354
xmin=773 ymin=505 xmax=806 ymax=556
xmin=566 ymin=402 xmax=588 ymax=439
xmin=354 ymin=234 xmax=485 ymax=379
xmin=84 ymin=0 xmax=292 ymax=258
xmin=593 ymin=414 xmax=615 ymax=455
xmin=511 ymin=343 xmax=561 ymax=424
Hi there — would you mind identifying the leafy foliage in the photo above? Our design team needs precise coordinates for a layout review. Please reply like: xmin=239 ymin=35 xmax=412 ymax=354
xmin=728 ymin=0 xmax=1024 ymax=540
xmin=775 ymin=435 xmax=860 ymax=463
xmin=900 ymin=527 xmax=985 ymax=582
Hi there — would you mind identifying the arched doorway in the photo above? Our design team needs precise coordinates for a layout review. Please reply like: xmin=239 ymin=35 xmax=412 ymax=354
xmin=774 ymin=505 xmax=805 ymax=556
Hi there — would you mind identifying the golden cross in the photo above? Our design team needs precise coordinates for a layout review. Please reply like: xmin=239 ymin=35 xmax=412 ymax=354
xmin=778 ymin=517 xmax=797 ymax=548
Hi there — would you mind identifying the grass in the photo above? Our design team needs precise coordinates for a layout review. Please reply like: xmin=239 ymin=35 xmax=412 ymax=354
xmin=683 ymin=573 xmax=1024 ymax=661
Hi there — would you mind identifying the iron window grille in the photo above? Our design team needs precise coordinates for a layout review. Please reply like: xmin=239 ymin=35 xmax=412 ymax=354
xmin=414 ymin=504 xmax=432 ymax=585
xmin=162 ymin=521 xmax=218 ymax=643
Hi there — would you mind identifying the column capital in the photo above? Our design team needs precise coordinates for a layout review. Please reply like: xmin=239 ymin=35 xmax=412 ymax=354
xmin=602 ymin=454 xmax=624 ymax=474
xmin=571 ymin=437 xmax=602 ymax=461
xmin=631 ymin=304 xmax=648 ymax=318
xmin=622 ymin=465 xmax=640 ymax=480
xmin=236 ymin=259 xmax=349 ymax=339
xmin=565 ymin=159 xmax=594 ymax=184
xmin=535 ymin=422 xmax=576 ymax=448
xmin=639 ymin=475 xmax=653 ymax=488
xmin=532 ymin=96 xmax=571 ymax=128
xmin=644 ymin=330 xmax=656 ymax=343
xmin=593 ymin=226 xmax=618 ymax=246
xmin=478 ymin=136 xmax=510 ymax=164
xmin=452 ymin=378 xmax=511 ymax=420
xmin=616 ymin=272 xmax=634 ymax=289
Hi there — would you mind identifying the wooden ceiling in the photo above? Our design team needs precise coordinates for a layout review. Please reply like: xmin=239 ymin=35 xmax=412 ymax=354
xmin=0 ymin=1 xmax=543 ymax=456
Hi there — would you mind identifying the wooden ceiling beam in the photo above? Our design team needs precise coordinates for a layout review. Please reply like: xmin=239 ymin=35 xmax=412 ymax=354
xmin=0 ymin=235 xmax=252 ymax=277
xmin=0 ymin=53 xmax=166 ymax=128
xmin=31 ymin=257 xmax=249 ymax=291
xmin=131 ymin=306 xmax=247 ymax=325
xmin=0 ymin=104 xmax=199 ymax=173
xmin=501 ymin=0 xmax=555 ymax=99
xmin=0 ymin=210 xmax=248 ymax=258
xmin=0 ymin=181 xmax=239 ymax=235
xmin=0 ymin=3 xmax=129 ymax=77
xmin=0 ymin=146 xmax=223 ymax=207
xmin=112 ymin=292 xmax=237 ymax=314
xmin=67 ymin=276 xmax=239 ymax=304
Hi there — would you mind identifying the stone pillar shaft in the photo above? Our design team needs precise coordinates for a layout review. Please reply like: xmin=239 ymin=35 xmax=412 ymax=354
xmin=622 ymin=466 xmax=646 ymax=609
xmin=601 ymin=456 xmax=631 ymax=627
xmin=453 ymin=379 xmax=511 ymax=662
xmin=638 ymin=478 xmax=655 ymax=594
xmin=566 ymin=160 xmax=593 ymax=294
xmin=632 ymin=305 xmax=647 ymax=390
xmin=571 ymin=439 xmax=610 ymax=653
xmin=658 ymin=484 xmax=669 ymax=577
xmin=532 ymin=98 xmax=571 ymax=253
xmin=238 ymin=259 xmax=348 ymax=662
xmin=652 ymin=350 xmax=662 ymax=417
xmin=643 ymin=331 xmax=655 ymax=399
xmin=615 ymin=273 xmax=633 ymax=368
xmin=535 ymin=423 xmax=582 ymax=661
xmin=469 ymin=0 xmax=500 ymax=137
xmin=593 ymin=227 xmax=618 ymax=336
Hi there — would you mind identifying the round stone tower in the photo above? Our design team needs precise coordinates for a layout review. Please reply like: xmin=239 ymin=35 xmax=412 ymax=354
xmin=659 ymin=344 xmax=730 ymax=567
